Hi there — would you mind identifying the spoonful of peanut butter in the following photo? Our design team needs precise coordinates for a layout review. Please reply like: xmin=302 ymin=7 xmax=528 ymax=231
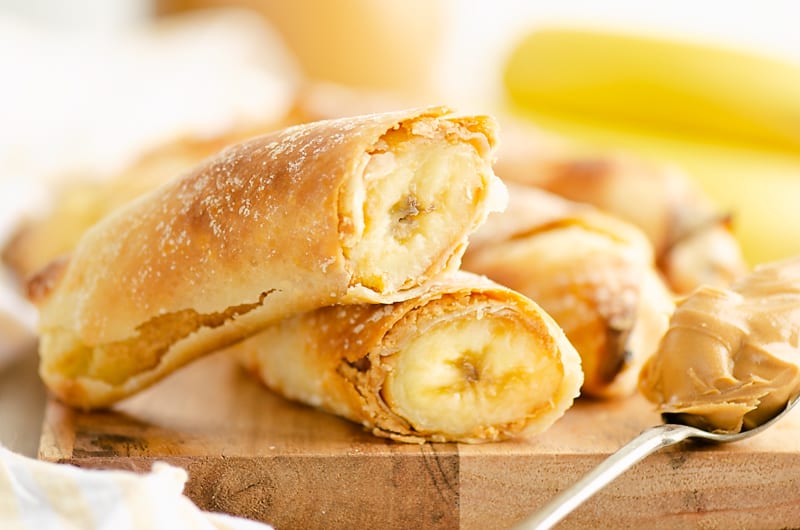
xmin=514 ymin=257 xmax=800 ymax=530
xmin=640 ymin=256 xmax=800 ymax=433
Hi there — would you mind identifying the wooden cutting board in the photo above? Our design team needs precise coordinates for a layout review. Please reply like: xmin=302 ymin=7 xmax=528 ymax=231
xmin=40 ymin=351 xmax=800 ymax=529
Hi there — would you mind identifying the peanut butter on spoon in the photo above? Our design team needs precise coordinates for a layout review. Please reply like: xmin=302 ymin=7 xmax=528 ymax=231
xmin=640 ymin=256 xmax=800 ymax=434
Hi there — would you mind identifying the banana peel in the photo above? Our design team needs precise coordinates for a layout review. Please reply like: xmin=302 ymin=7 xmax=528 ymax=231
xmin=503 ymin=27 xmax=800 ymax=266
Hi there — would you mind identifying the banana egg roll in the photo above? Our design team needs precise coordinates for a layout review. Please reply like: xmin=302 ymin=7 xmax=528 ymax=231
xmin=493 ymin=119 xmax=748 ymax=294
xmin=235 ymin=271 xmax=583 ymax=443
xmin=29 ymin=107 xmax=506 ymax=409
xmin=464 ymin=185 xmax=674 ymax=398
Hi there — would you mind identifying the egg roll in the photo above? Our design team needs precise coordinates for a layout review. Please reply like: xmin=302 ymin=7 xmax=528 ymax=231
xmin=493 ymin=118 xmax=747 ymax=294
xmin=464 ymin=185 xmax=674 ymax=398
xmin=29 ymin=107 xmax=506 ymax=409
xmin=235 ymin=271 xmax=583 ymax=443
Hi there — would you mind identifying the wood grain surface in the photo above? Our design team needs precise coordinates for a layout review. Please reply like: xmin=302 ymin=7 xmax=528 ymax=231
xmin=40 ymin=351 xmax=800 ymax=529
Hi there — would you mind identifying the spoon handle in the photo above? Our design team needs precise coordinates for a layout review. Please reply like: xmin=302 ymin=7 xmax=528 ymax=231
xmin=512 ymin=423 xmax=696 ymax=530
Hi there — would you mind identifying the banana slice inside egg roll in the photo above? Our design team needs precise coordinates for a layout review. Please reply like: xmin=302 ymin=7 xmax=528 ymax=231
xmin=235 ymin=271 xmax=583 ymax=443
xmin=29 ymin=107 xmax=505 ymax=409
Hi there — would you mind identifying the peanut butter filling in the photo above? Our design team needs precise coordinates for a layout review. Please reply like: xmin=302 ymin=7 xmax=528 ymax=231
xmin=639 ymin=257 xmax=800 ymax=433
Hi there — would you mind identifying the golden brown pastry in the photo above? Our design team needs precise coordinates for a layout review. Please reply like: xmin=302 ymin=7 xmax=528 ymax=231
xmin=29 ymin=107 xmax=506 ymax=409
xmin=463 ymin=184 xmax=674 ymax=398
xmin=493 ymin=119 xmax=748 ymax=294
xmin=235 ymin=271 xmax=583 ymax=443
xmin=2 ymin=128 xmax=272 ymax=286
xmin=639 ymin=256 xmax=800 ymax=433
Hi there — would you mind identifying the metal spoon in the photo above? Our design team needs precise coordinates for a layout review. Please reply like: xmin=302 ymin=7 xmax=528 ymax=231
xmin=512 ymin=393 xmax=800 ymax=530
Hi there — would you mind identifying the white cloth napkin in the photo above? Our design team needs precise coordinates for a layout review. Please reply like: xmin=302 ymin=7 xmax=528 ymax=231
xmin=0 ymin=446 xmax=273 ymax=530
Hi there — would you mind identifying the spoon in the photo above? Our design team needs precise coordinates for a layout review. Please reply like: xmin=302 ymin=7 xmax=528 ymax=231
xmin=512 ymin=393 xmax=800 ymax=530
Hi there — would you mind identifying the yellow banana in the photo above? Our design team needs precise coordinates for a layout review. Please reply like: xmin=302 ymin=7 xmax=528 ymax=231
xmin=504 ymin=27 xmax=800 ymax=151
xmin=502 ymin=28 xmax=800 ymax=266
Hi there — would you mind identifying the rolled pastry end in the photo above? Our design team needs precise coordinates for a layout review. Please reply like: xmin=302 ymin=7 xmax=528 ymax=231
xmin=340 ymin=115 xmax=504 ymax=295
xmin=235 ymin=273 xmax=582 ymax=443
xmin=381 ymin=303 xmax=582 ymax=442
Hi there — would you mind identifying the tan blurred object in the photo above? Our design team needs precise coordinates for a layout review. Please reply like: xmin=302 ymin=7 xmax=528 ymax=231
xmin=0 ymin=334 xmax=45 ymax=458
xmin=464 ymin=185 xmax=674 ymax=398
xmin=0 ymin=310 xmax=36 ymax=372
xmin=0 ymin=309 xmax=39 ymax=456
xmin=494 ymin=119 xmax=749 ymax=294
xmin=2 ymin=128 xmax=274 ymax=286
xmin=156 ymin=0 xmax=446 ymax=96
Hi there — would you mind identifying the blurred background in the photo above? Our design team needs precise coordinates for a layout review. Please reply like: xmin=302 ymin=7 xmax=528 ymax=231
xmin=2 ymin=0 xmax=800 ymax=320
xmin=2 ymin=0 xmax=800 ymax=415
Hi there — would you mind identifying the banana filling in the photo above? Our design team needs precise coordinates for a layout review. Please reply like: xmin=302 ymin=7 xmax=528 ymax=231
xmin=381 ymin=309 xmax=563 ymax=437
xmin=341 ymin=122 xmax=494 ymax=293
